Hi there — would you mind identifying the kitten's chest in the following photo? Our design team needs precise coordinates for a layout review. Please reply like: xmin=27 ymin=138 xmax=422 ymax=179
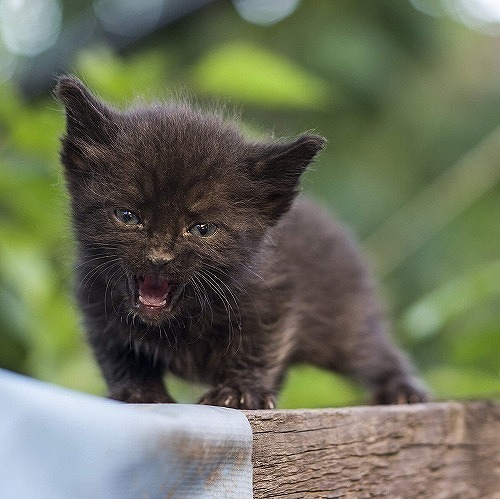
xmin=138 ymin=316 xmax=242 ymax=383
xmin=161 ymin=331 xmax=238 ymax=384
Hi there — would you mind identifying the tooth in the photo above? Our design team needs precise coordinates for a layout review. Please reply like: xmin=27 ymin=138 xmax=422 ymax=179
xmin=138 ymin=296 xmax=167 ymax=307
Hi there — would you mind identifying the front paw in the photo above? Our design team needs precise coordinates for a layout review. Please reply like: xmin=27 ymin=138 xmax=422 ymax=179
xmin=371 ymin=378 xmax=430 ymax=405
xmin=199 ymin=385 xmax=276 ymax=410
xmin=109 ymin=386 xmax=174 ymax=404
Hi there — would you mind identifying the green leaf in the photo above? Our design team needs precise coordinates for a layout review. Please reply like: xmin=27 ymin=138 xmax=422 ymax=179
xmin=402 ymin=260 xmax=500 ymax=340
xmin=76 ymin=46 xmax=170 ymax=104
xmin=192 ymin=41 xmax=332 ymax=109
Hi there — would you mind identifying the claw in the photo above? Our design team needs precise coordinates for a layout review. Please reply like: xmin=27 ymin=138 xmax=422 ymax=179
xmin=263 ymin=395 xmax=276 ymax=409
xmin=223 ymin=394 xmax=235 ymax=407
xmin=409 ymin=392 xmax=427 ymax=403
xmin=396 ymin=393 xmax=408 ymax=405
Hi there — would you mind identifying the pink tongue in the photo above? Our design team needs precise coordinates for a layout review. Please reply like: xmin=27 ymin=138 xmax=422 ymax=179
xmin=138 ymin=275 xmax=170 ymax=307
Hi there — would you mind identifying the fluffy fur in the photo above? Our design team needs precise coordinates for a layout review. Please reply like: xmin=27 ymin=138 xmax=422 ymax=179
xmin=56 ymin=75 xmax=428 ymax=408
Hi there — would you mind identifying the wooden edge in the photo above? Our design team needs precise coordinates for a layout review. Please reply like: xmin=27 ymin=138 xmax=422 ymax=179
xmin=244 ymin=401 xmax=500 ymax=498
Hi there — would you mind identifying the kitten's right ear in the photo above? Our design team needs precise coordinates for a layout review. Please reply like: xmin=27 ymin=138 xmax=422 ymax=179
xmin=55 ymin=75 xmax=116 ymax=142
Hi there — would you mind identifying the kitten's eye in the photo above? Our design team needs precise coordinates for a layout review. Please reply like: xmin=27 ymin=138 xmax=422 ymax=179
xmin=114 ymin=208 xmax=141 ymax=226
xmin=188 ymin=222 xmax=218 ymax=237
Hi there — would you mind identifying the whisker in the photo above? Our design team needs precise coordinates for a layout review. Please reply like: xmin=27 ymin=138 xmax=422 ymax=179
xmin=191 ymin=274 xmax=214 ymax=326
xmin=104 ymin=266 xmax=126 ymax=320
xmin=77 ymin=259 xmax=122 ymax=306
xmin=198 ymin=268 xmax=242 ymax=354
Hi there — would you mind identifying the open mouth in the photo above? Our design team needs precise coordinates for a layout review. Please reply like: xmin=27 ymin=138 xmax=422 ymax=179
xmin=138 ymin=274 xmax=170 ymax=308
xmin=131 ymin=274 xmax=183 ymax=319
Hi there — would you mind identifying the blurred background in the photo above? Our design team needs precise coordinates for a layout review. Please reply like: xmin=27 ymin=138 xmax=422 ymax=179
xmin=0 ymin=0 xmax=499 ymax=407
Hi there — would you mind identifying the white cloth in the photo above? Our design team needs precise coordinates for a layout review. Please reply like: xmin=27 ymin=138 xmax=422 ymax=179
xmin=0 ymin=369 xmax=253 ymax=498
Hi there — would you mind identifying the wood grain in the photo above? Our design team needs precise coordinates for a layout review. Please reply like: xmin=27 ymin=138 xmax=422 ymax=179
xmin=245 ymin=401 xmax=500 ymax=498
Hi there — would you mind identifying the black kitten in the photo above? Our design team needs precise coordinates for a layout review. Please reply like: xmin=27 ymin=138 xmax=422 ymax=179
xmin=56 ymin=75 xmax=428 ymax=409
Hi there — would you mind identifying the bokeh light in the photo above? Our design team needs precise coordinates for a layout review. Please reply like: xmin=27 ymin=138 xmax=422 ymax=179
xmin=0 ymin=0 xmax=62 ymax=56
xmin=94 ymin=0 xmax=164 ymax=38
xmin=412 ymin=0 xmax=500 ymax=33
xmin=232 ymin=0 xmax=300 ymax=26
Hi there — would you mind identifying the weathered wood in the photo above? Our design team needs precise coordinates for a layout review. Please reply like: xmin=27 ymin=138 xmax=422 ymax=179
xmin=245 ymin=401 xmax=500 ymax=498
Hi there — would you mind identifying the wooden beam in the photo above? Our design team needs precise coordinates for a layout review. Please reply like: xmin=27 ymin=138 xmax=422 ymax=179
xmin=246 ymin=401 xmax=500 ymax=498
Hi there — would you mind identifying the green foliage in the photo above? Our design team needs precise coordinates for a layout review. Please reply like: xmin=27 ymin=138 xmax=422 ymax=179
xmin=403 ymin=261 xmax=500 ymax=341
xmin=279 ymin=365 xmax=363 ymax=408
xmin=75 ymin=47 xmax=171 ymax=103
xmin=191 ymin=41 xmax=332 ymax=109
xmin=1 ymin=1 xmax=499 ymax=406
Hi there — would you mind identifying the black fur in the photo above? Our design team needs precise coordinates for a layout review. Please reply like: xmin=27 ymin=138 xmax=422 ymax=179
xmin=56 ymin=75 xmax=428 ymax=408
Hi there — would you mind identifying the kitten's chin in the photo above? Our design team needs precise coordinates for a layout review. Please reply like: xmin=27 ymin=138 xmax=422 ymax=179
xmin=135 ymin=303 xmax=176 ymax=324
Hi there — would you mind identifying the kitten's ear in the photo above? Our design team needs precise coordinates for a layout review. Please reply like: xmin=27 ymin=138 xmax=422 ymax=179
xmin=250 ymin=134 xmax=326 ymax=219
xmin=55 ymin=74 xmax=117 ymax=142
xmin=253 ymin=134 xmax=326 ymax=179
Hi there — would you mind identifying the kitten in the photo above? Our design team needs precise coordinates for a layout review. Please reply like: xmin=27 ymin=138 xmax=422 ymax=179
xmin=56 ymin=75 xmax=428 ymax=409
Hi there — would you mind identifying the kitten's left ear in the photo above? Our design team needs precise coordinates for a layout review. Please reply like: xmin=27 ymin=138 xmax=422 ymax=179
xmin=250 ymin=134 xmax=326 ymax=218
xmin=55 ymin=74 xmax=117 ymax=143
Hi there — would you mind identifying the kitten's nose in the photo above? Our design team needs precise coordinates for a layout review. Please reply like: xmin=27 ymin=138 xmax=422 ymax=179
xmin=147 ymin=250 xmax=174 ymax=269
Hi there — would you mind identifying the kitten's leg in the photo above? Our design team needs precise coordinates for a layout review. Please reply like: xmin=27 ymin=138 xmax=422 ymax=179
xmin=326 ymin=317 xmax=429 ymax=405
xmin=198 ymin=352 xmax=283 ymax=409
xmin=198 ymin=326 xmax=291 ymax=410
xmin=88 ymin=331 xmax=174 ymax=404
xmin=360 ymin=339 xmax=430 ymax=405
xmin=198 ymin=310 xmax=302 ymax=410
xmin=299 ymin=266 xmax=429 ymax=405
xmin=297 ymin=296 xmax=429 ymax=404
xmin=105 ymin=350 xmax=174 ymax=404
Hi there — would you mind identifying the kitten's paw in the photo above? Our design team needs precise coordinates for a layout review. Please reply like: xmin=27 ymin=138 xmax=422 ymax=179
xmin=199 ymin=385 xmax=276 ymax=410
xmin=109 ymin=386 xmax=174 ymax=404
xmin=371 ymin=378 xmax=430 ymax=405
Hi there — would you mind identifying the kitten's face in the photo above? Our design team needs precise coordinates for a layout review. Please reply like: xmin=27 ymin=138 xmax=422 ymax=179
xmin=56 ymin=76 xmax=324 ymax=325
xmin=70 ymin=121 xmax=267 ymax=324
